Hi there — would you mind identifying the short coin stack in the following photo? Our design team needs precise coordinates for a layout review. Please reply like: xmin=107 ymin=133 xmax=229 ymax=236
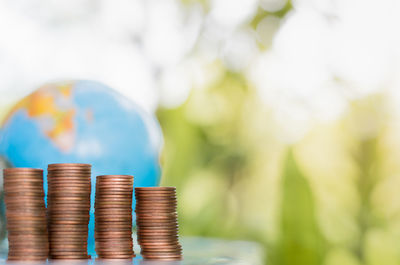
xmin=3 ymin=168 xmax=48 ymax=260
xmin=135 ymin=187 xmax=182 ymax=260
xmin=95 ymin=175 xmax=135 ymax=259
xmin=47 ymin=163 xmax=91 ymax=259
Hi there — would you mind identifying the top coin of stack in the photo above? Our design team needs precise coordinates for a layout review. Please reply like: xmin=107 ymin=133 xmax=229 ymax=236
xmin=47 ymin=163 xmax=91 ymax=260
xmin=135 ymin=187 xmax=182 ymax=260
xmin=3 ymin=168 xmax=49 ymax=261
xmin=95 ymin=175 xmax=135 ymax=259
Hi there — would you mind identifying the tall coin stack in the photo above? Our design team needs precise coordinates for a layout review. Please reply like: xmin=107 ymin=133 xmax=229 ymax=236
xmin=95 ymin=175 xmax=135 ymax=259
xmin=3 ymin=168 xmax=48 ymax=260
xmin=47 ymin=163 xmax=91 ymax=259
xmin=135 ymin=187 xmax=182 ymax=260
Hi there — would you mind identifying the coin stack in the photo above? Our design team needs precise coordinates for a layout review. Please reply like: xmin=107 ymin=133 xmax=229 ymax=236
xmin=95 ymin=175 xmax=135 ymax=259
xmin=3 ymin=168 xmax=49 ymax=260
xmin=47 ymin=163 xmax=91 ymax=259
xmin=135 ymin=187 xmax=182 ymax=260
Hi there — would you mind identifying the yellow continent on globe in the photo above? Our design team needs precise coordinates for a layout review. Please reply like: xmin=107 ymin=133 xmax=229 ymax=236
xmin=2 ymin=82 xmax=77 ymax=152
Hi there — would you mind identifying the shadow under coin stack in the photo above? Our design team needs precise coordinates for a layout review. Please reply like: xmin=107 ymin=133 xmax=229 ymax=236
xmin=135 ymin=187 xmax=182 ymax=260
xmin=47 ymin=163 xmax=91 ymax=259
xmin=95 ymin=175 xmax=135 ymax=259
xmin=3 ymin=168 xmax=49 ymax=261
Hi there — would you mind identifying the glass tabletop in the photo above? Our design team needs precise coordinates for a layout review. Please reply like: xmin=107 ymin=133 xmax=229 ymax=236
xmin=0 ymin=236 xmax=264 ymax=265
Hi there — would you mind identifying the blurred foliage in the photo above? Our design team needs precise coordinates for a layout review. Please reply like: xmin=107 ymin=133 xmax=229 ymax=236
xmin=157 ymin=67 xmax=400 ymax=265
xmin=250 ymin=1 xmax=293 ymax=28
xmin=271 ymin=149 xmax=326 ymax=265
xmin=156 ymin=2 xmax=400 ymax=264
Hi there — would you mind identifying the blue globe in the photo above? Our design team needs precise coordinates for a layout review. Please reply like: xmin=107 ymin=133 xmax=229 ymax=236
xmin=0 ymin=80 xmax=163 ymax=254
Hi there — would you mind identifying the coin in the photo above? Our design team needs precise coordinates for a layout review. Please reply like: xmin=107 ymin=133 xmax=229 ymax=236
xmin=135 ymin=202 xmax=177 ymax=206
xmin=8 ymin=236 xmax=48 ymax=242
xmin=95 ymin=239 xmax=133 ymax=244
xmin=135 ymin=194 xmax=176 ymax=198
xmin=141 ymin=250 xmax=182 ymax=255
xmin=94 ymin=197 xmax=130 ymax=201
xmin=97 ymin=255 xmax=134 ymax=259
xmin=135 ymin=198 xmax=177 ymax=203
xmin=97 ymin=180 xmax=133 ymax=184
xmin=95 ymin=204 xmax=132 ymax=209
xmin=48 ymin=171 xmax=91 ymax=174
xmin=95 ymin=237 xmax=134 ymax=241
xmin=137 ymin=235 xmax=179 ymax=240
xmin=96 ymin=251 xmax=133 ymax=255
xmin=136 ymin=224 xmax=179 ymax=229
xmin=97 ymin=186 xmax=132 ymax=190
xmin=97 ymin=175 xmax=133 ymax=179
xmin=141 ymin=255 xmax=182 ymax=260
xmin=135 ymin=210 xmax=177 ymax=215
xmin=4 ymin=168 xmax=43 ymax=173
xmin=48 ymin=163 xmax=91 ymax=167
xmin=49 ymin=254 xmax=88 ymax=259
xmin=48 ymin=202 xmax=90 ymax=207
xmin=4 ymin=180 xmax=44 ymax=186
xmin=137 ymin=225 xmax=178 ymax=230
xmin=96 ymin=191 xmax=133 ymax=195
xmin=97 ymin=178 xmax=133 ymax=182
xmin=135 ymin=192 xmax=176 ymax=196
xmin=135 ymin=187 xmax=175 ymax=191
xmin=47 ymin=172 xmax=91 ymax=176
xmin=136 ymin=206 xmax=177 ymax=210
xmin=135 ymin=189 xmax=176 ymax=193
xmin=139 ymin=243 xmax=181 ymax=249
xmin=49 ymin=233 xmax=89 ymax=239
xmin=47 ymin=205 xmax=91 ymax=210
xmin=136 ymin=220 xmax=177 ymax=225
xmin=48 ymin=180 xmax=90 ymax=183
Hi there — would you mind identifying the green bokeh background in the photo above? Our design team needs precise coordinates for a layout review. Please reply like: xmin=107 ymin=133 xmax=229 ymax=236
xmin=157 ymin=76 xmax=400 ymax=265
xmin=156 ymin=3 xmax=400 ymax=264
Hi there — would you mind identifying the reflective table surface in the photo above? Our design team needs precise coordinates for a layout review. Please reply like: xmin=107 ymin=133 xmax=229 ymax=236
xmin=0 ymin=236 xmax=264 ymax=265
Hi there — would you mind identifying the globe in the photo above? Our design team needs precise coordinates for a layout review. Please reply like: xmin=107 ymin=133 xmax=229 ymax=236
xmin=0 ymin=80 xmax=163 ymax=254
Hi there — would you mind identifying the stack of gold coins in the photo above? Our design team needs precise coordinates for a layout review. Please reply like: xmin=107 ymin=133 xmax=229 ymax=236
xmin=47 ymin=163 xmax=91 ymax=259
xmin=3 ymin=168 xmax=48 ymax=261
xmin=95 ymin=175 xmax=135 ymax=259
xmin=135 ymin=187 xmax=182 ymax=260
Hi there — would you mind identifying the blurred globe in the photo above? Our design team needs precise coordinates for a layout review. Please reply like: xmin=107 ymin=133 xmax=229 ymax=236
xmin=0 ymin=80 xmax=163 ymax=252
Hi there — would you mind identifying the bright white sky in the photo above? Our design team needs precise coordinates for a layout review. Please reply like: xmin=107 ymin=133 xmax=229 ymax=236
xmin=1 ymin=0 xmax=400 ymax=140
xmin=249 ymin=0 xmax=400 ymax=140
xmin=0 ymin=0 xmax=203 ymax=112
